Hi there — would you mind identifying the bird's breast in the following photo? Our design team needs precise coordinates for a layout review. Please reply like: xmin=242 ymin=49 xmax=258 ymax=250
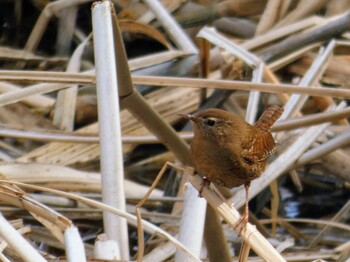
xmin=190 ymin=138 xmax=252 ymax=188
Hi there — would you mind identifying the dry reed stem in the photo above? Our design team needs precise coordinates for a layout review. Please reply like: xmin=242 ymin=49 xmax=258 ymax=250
xmin=53 ymin=35 xmax=91 ymax=131
xmin=269 ymin=180 xmax=279 ymax=236
xmin=255 ymin=0 xmax=282 ymax=35
xmin=1 ymin=71 xmax=350 ymax=99
xmin=188 ymin=171 xmax=285 ymax=261
xmin=0 ymin=180 xmax=200 ymax=261
xmin=135 ymin=162 xmax=185 ymax=262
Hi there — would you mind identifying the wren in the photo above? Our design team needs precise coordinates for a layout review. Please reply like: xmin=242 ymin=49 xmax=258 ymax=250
xmin=182 ymin=105 xmax=284 ymax=229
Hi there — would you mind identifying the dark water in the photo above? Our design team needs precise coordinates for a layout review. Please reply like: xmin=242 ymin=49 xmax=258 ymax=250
xmin=280 ymin=174 xmax=349 ymax=219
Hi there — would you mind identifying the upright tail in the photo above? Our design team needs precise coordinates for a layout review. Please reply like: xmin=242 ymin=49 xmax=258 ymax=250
xmin=254 ymin=105 xmax=284 ymax=130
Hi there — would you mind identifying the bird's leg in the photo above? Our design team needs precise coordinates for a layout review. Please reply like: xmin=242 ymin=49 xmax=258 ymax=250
xmin=234 ymin=182 xmax=250 ymax=233
xmin=198 ymin=176 xmax=211 ymax=197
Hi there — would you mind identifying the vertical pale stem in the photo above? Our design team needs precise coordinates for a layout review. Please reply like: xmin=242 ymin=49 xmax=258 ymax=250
xmin=64 ymin=226 xmax=86 ymax=262
xmin=175 ymin=184 xmax=207 ymax=261
xmin=92 ymin=2 xmax=129 ymax=260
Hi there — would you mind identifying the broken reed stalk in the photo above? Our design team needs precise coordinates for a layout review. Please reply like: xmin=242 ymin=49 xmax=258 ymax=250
xmin=64 ymin=226 xmax=87 ymax=262
xmin=0 ymin=180 xmax=200 ymax=261
xmin=187 ymin=169 xmax=286 ymax=262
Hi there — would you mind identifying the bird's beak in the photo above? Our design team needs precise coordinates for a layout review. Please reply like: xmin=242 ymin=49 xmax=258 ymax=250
xmin=179 ymin=113 xmax=195 ymax=121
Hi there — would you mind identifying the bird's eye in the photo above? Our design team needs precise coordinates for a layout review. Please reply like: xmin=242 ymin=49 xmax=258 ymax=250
xmin=206 ymin=119 xmax=216 ymax=127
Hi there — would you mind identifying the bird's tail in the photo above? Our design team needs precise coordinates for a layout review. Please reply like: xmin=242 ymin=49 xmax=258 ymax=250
xmin=254 ymin=105 xmax=284 ymax=130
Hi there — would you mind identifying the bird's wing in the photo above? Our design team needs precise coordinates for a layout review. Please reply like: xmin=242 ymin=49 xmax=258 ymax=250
xmin=241 ymin=130 xmax=276 ymax=164
xmin=254 ymin=105 xmax=284 ymax=131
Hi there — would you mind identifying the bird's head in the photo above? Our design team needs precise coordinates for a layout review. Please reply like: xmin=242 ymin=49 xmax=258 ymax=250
xmin=180 ymin=108 xmax=245 ymax=141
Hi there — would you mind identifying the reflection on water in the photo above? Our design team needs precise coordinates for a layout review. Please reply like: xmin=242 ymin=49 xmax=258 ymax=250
xmin=280 ymin=186 xmax=300 ymax=218
xmin=284 ymin=201 xmax=300 ymax=218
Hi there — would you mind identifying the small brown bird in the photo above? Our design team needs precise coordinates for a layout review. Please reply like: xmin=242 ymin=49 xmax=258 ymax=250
xmin=182 ymin=105 xmax=284 ymax=229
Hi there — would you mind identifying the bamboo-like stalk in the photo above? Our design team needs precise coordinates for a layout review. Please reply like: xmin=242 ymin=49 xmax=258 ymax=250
xmin=143 ymin=0 xmax=197 ymax=53
xmin=187 ymin=171 xmax=286 ymax=262
xmin=91 ymin=2 xmax=129 ymax=259
xmin=0 ymin=213 xmax=47 ymax=262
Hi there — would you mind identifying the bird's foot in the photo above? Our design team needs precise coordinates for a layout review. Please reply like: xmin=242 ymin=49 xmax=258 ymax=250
xmin=198 ymin=177 xmax=210 ymax=197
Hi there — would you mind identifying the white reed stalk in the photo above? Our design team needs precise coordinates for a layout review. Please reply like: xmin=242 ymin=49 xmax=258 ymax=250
xmin=54 ymin=35 xmax=91 ymax=131
xmin=92 ymin=1 xmax=129 ymax=260
xmin=0 ymin=213 xmax=46 ymax=262
xmin=143 ymin=0 xmax=197 ymax=53
xmin=174 ymin=184 xmax=207 ymax=261
xmin=64 ymin=226 xmax=86 ymax=262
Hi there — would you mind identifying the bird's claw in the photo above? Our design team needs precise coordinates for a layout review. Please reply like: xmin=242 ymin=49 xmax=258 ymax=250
xmin=198 ymin=177 xmax=210 ymax=197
